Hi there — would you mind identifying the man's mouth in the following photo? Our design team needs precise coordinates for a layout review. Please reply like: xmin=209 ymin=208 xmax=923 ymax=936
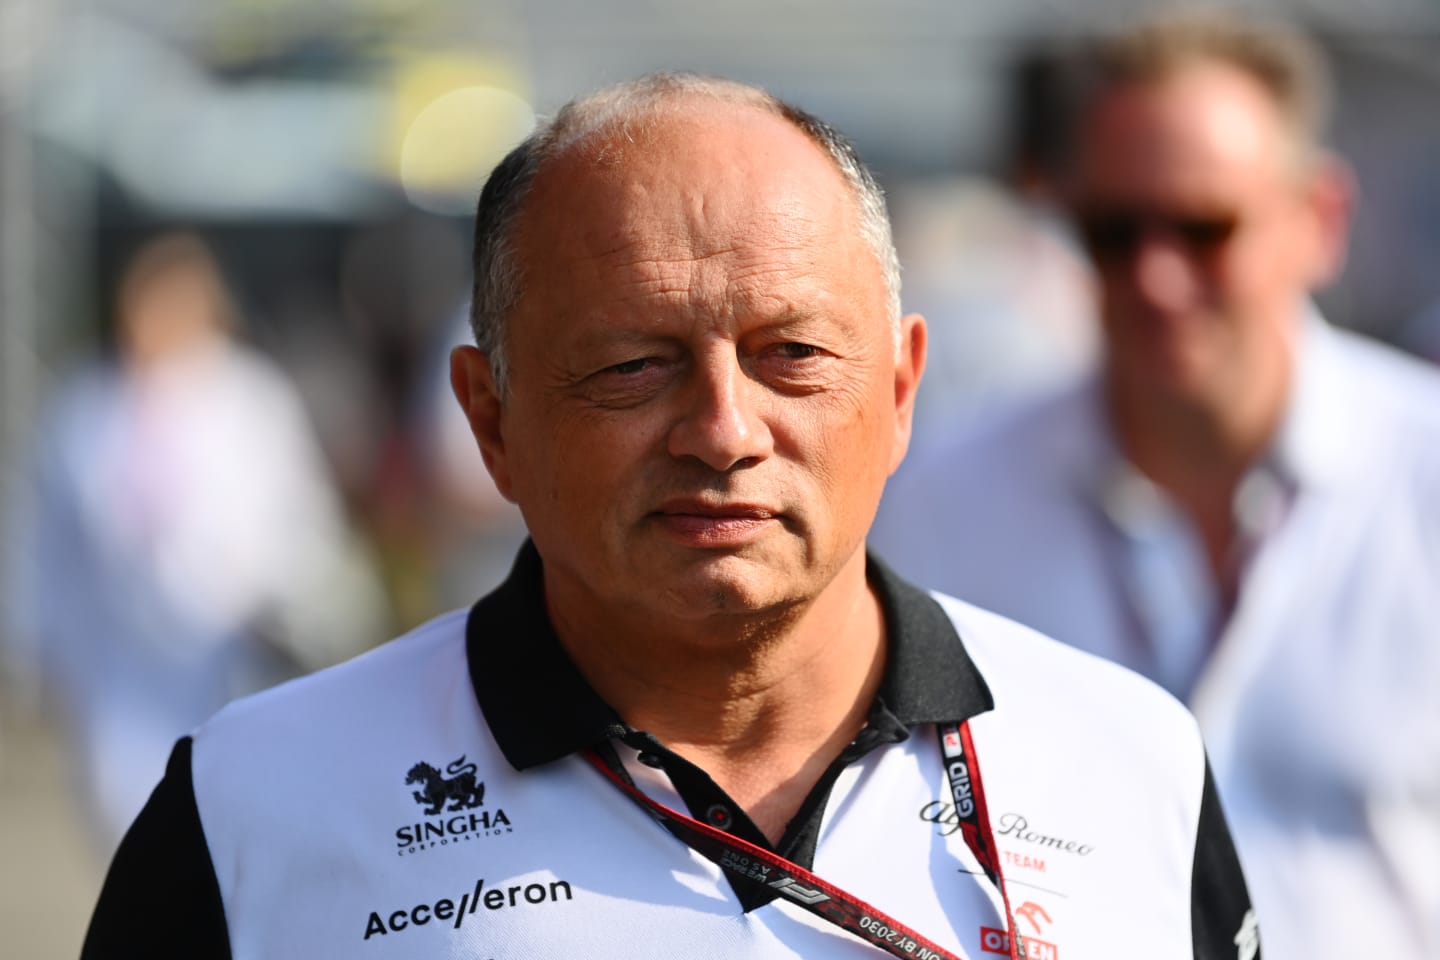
xmin=650 ymin=499 xmax=783 ymax=544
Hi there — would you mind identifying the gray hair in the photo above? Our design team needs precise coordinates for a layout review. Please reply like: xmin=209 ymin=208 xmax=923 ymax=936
xmin=469 ymin=73 xmax=902 ymax=394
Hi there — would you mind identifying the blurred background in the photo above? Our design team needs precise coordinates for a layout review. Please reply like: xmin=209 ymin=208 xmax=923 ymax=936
xmin=1 ymin=0 xmax=1438 ymax=954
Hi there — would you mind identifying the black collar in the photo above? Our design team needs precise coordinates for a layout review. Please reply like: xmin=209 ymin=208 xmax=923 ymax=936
xmin=467 ymin=540 xmax=993 ymax=771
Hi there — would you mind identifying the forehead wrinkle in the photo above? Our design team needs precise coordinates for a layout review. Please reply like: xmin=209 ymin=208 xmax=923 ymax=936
xmin=580 ymin=214 xmax=835 ymax=317
xmin=542 ymin=254 xmax=733 ymax=340
xmin=589 ymin=135 xmax=846 ymax=256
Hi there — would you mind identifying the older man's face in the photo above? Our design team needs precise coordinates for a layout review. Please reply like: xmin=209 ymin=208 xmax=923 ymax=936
xmin=455 ymin=103 xmax=923 ymax=625
xmin=1072 ymin=62 xmax=1347 ymax=410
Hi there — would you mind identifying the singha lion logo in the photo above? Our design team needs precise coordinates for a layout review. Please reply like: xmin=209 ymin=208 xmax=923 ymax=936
xmin=405 ymin=756 xmax=485 ymax=815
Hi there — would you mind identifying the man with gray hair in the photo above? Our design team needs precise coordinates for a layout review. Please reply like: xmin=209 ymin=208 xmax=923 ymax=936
xmin=875 ymin=13 xmax=1440 ymax=960
xmin=84 ymin=73 xmax=1255 ymax=959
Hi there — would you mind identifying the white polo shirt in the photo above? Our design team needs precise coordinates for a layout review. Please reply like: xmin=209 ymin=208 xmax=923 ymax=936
xmin=83 ymin=545 xmax=1256 ymax=959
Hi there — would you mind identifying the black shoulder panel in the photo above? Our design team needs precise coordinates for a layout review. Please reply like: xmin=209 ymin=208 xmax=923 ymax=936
xmin=81 ymin=737 xmax=232 ymax=960
xmin=1191 ymin=759 xmax=1260 ymax=960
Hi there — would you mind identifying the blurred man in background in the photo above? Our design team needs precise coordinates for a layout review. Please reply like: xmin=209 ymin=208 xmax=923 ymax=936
xmin=4 ymin=231 xmax=385 ymax=853
xmin=874 ymin=12 xmax=1440 ymax=960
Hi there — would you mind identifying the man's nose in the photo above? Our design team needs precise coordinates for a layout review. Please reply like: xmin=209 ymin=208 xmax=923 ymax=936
xmin=1130 ymin=231 xmax=1204 ymax=313
xmin=666 ymin=351 xmax=774 ymax=472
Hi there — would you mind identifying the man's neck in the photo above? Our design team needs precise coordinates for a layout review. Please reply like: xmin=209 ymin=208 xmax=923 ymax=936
xmin=548 ymin=549 xmax=886 ymax=843
xmin=1105 ymin=356 xmax=1292 ymax=579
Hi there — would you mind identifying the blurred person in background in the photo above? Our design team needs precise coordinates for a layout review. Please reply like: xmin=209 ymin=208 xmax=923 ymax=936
xmin=873 ymin=12 xmax=1440 ymax=959
xmin=4 ymin=231 xmax=385 ymax=854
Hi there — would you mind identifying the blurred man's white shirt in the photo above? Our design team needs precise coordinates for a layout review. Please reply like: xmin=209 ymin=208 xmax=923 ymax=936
xmin=873 ymin=316 xmax=1440 ymax=960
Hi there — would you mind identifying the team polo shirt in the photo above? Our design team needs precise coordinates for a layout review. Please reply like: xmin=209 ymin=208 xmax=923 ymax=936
xmin=83 ymin=542 xmax=1256 ymax=959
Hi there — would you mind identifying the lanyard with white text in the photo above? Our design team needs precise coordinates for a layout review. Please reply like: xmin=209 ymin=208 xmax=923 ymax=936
xmin=583 ymin=719 xmax=1022 ymax=960
xmin=936 ymin=721 xmax=1024 ymax=958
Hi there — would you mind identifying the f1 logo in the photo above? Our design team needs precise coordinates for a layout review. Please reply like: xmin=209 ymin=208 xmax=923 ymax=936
xmin=768 ymin=877 xmax=830 ymax=906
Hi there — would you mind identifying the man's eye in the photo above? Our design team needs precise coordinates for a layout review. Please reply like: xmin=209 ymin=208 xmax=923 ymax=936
xmin=775 ymin=343 xmax=820 ymax=359
xmin=607 ymin=358 xmax=652 ymax=375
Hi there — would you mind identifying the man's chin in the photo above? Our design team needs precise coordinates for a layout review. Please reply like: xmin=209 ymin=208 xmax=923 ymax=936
xmin=643 ymin=554 xmax=807 ymax=619
xmin=1114 ymin=342 xmax=1225 ymax=406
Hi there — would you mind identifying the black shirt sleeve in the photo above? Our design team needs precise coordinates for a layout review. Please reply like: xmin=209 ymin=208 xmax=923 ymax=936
xmin=1191 ymin=757 xmax=1260 ymax=960
xmin=81 ymin=736 xmax=232 ymax=960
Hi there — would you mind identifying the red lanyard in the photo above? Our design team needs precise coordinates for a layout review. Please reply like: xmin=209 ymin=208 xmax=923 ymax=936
xmin=584 ymin=719 xmax=1022 ymax=960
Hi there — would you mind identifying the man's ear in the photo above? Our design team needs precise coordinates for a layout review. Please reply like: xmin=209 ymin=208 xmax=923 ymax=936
xmin=1302 ymin=152 xmax=1354 ymax=289
xmin=888 ymin=313 xmax=928 ymax=476
xmin=450 ymin=345 xmax=516 ymax=502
